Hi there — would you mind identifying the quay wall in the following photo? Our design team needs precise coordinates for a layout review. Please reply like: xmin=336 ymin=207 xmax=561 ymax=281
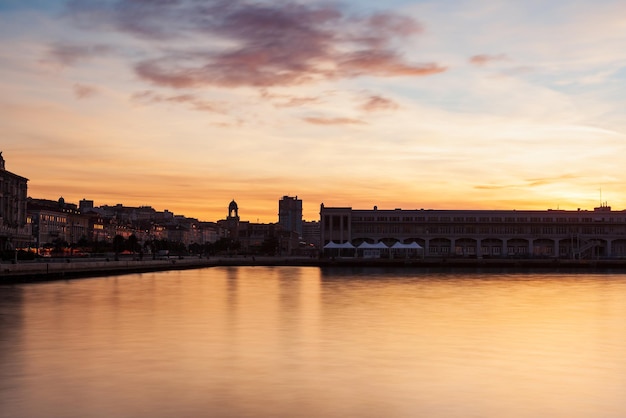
xmin=0 ymin=258 xmax=215 ymax=283
xmin=3 ymin=257 xmax=626 ymax=284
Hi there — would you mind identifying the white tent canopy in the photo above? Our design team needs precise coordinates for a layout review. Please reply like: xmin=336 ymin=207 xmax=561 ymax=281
xmin=357 ymin=242 xmax=388 ymax=249
xmin=390 ymin=241 xmax=423 ymax=249
xmin=324 ymin=241 xmax=356 ymax=249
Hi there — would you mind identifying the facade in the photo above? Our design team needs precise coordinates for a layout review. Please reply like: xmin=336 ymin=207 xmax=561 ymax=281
xmin=320 ymin=204 xmax=626 ymax=259
xmin=302 ymin=220 xmax=320 ymax=248
xmin=28 ymin=198 xmax=90 ymax=253
xmin=0 ymin=153 xmax=32 ymax=251
xmin=278 ymin=195 xmax=302 ymax=237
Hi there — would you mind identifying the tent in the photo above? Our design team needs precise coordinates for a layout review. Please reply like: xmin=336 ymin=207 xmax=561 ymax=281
xmin=390 ymin=241 xmax=422 ymax=249
xmin=357 ymin=241 xmax=388 ymax=258
xmin=324 ymin=241 xmax=355 ymax=249
xmin=390 ymin=241 xmax=424 ymax=259
xmin=323 ymin=241 xmax=356 ymax=257
xmin=357 ymin=241 xmax=388 ymax=249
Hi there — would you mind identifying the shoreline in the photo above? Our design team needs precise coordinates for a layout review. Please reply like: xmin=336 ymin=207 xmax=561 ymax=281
xmin=2 ymin=256 xmax=626 ymax=284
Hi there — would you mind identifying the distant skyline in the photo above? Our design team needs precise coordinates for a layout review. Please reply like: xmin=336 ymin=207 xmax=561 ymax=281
xmin=2 ymin=0 xmax=625 ymax=222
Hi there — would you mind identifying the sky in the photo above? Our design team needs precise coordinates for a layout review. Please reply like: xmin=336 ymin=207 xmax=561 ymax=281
xmin=1 ymin=0 xmax=625 ymax=223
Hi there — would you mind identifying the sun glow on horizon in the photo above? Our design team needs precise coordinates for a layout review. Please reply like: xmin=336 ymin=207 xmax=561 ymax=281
xmin=2 ymin=0 xmax=625 ymax=223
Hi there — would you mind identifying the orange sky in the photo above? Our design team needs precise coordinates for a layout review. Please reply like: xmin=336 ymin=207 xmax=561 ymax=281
xmin=2 ymin=1 xmax=625 ymax=222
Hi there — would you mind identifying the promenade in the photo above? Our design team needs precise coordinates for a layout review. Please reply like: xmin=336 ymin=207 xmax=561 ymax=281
xmin=2 ymin=256 xmax=626 ymax=284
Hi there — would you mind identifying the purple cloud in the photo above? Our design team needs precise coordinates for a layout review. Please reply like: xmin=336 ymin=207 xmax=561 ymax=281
xmin=46 ymin=43 xmax=111 ymax=66
xmin=67 ymin=0 xmax=446 ymax=89
xmin=132 ymin=90 xmax=225 ymax=113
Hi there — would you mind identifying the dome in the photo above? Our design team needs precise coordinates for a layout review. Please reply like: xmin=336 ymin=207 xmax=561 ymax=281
xmin=229 ymin=200 xmax=238 ymax=211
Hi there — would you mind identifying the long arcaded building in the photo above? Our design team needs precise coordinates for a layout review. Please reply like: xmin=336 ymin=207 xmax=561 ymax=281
xmin=320 ymin=203 xmax=626 ymax=259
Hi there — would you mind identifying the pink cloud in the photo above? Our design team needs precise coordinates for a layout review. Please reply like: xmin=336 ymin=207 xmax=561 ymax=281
xmin=361 ymin=95 xmax=398 ymax=112
xmin=259 ymin=90 xmax=321 ymax=108
xmin=67 ymin=0 xmax=446 ymax=89
xmin=469 ymin=54 xmax=509 ymax=66
xmin=73 ymin=83 xmax=98 ymax=99
xmin=132 ymin=90 xmax=224 ymax=113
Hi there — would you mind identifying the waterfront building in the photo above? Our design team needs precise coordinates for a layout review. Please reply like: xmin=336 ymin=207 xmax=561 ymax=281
xmin=320 ymin=203 xmax=626 ymax=259
xmin=28 ymin=197 xmax=90 ymax=254
xmin=198 ymin=222 xmax=223 ymax=244
xmin=302 ymin=220 xmax=320 ymax=248
xmin=278 ymin=195 xmax=303 ymax=237
xmin=217 ymin=199 xmax=300 ymax=255
xmin=0 ymin=153 xmax=32 ymax=251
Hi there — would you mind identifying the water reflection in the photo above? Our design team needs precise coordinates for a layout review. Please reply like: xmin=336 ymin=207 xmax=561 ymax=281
xmin=1 ymin=268 xmax=625 ymax=417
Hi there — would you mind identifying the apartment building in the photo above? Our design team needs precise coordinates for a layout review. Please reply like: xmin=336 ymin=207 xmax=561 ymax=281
xmin=0 ymin=153 xmax=31 ymax=250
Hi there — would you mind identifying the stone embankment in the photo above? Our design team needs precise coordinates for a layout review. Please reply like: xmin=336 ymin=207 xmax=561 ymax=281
xmin=2 ymin=257 xmax=626 ymax=284
xmin=0 ymin=258 xmax=215 ymax=283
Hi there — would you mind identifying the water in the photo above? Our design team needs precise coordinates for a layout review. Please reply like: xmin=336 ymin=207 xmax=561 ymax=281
xmin=1 ymin=267 xmax=625 ymax=417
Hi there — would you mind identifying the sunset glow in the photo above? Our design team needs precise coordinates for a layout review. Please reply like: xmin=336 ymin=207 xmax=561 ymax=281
xmin=2 ymin=0 xmax=625 ymax=222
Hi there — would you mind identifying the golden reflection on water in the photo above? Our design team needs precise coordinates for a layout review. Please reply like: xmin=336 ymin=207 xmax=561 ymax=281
xmin=1 ymin=267 xmax=625 ymax=417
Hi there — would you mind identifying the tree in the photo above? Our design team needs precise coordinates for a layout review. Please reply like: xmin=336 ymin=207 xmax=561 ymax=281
xmin=127 ymin=234 xmax=139 ymax=253
xmin=212 ymin=237 xmax=239 ymax=255
xmin=112 ymin=235 xmax=125 ymax=260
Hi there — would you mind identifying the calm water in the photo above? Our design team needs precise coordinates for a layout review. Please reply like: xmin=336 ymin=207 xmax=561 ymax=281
xmin=1 ymin=267 xmax=625 ymax=418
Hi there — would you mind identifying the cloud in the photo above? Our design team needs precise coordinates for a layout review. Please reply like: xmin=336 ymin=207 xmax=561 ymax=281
xmin=475 ymin=174 xmax=579 ymax=190
xmin=45 ymin=43 xmax=111 ymax=66
xmin=73 ymin=83 xmax=98 ymax=99
xmin=66 ymin=0 xmax=446 ymax=89
xmin=469 ymin=54 xmax=509 ymax=66
xmin=259 ymin=90 xmax=321 ymax=108
xmin=361 ymin=95 xmax=398 ymax=112
xmin=132 ymin=90 xmax=225 ymax=113
xmin=303 ymin=116 xmax=365 ymax=125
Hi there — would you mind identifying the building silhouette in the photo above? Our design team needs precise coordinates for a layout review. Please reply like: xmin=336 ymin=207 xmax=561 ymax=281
xmin=278 ymin=195 xmax=302 ymax=237
xmin=302 ymin=220 xmax=320 ymax=248
xmin=0 ymin=152 xmax=31 ymax=252
xmin=218 ymin=199 xmax=300 ymax=255
xmin=320 ymin=203 xmax=626 ymax=259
